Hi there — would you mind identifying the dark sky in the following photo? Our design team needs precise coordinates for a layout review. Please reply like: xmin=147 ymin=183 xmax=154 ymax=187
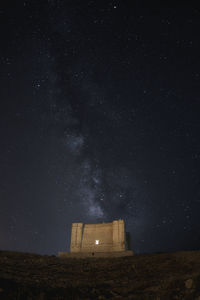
xmin=0 ymin=0 xmax=200 ymax=255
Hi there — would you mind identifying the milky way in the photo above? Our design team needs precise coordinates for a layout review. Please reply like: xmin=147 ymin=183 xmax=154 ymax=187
xmin=0 ymin=1 xmax=200 ymax=255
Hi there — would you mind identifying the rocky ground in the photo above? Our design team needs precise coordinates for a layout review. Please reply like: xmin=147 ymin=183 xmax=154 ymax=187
xmin=0 ymin=250 xmax=200 ymax=299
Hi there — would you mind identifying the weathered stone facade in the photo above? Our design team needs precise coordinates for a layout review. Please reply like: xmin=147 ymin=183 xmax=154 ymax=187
xmin=59 ymin=219 xmax=133 ymax=257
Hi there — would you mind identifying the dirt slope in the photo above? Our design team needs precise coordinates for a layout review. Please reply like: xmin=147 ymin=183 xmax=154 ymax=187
xmin=0 ymin=250 xmax=200 ymax=299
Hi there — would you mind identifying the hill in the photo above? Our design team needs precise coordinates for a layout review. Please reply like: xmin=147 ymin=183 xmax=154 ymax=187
xmin=0 ymin=250 xmax=200 ymax=299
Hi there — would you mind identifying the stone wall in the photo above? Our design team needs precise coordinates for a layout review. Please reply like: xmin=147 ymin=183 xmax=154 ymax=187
xmin=81 ymin=222 xmax=113 ymax=252
xmin=113 ymin=219 xmax=125 ymax=252
xmin=70 ymin=220 xmax=126 ymax=253
xmin=70 ymin=223 xmax=83 ymax=252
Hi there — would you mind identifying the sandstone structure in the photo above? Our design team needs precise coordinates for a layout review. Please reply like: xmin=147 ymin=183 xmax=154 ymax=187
xmin=59 ymin=219 xmax=133 ymax=257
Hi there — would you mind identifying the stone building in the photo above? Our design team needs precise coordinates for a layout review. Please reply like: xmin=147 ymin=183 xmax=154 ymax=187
xmin=59 ymin=219 xmax=133 ymax=257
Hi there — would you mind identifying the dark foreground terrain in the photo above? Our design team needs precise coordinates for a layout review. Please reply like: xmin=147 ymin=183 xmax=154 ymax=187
xmin=0 ymin=250 xmax=200 ymax=299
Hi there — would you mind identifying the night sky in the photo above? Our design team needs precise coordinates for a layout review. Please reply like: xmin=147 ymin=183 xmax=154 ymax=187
xmin=0 ymin=1 xmax=200 ymax=255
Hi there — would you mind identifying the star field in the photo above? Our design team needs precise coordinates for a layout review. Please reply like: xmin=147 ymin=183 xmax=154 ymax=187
xmin=0 ymin=1 xmax=200 ymax=255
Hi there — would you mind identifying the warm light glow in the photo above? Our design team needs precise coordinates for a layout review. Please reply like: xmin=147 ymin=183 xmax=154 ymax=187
xmin=95 ymin=240 xmax=99 ymax=245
